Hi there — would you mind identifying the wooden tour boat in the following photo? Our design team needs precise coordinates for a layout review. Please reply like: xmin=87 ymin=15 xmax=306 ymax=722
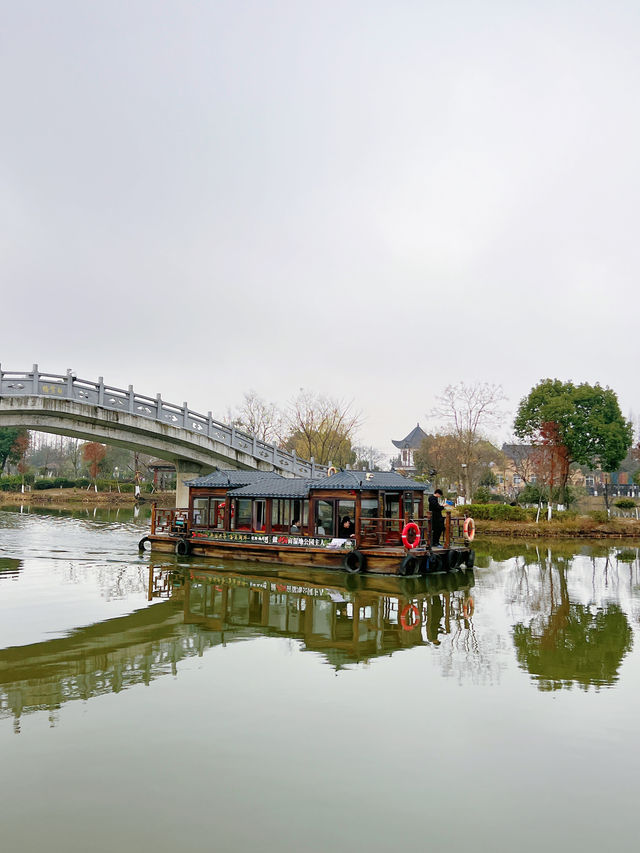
xmin=140 ymin=469 xmax=476 ymax=577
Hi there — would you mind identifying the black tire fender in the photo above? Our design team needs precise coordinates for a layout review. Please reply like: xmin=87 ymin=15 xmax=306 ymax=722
xmin=343 ymin=550 xmax=366 ymax=574
xmin=399 ymin=554 xmax=419 ymax=576
xmin=447 ymin=549 xmax=460 ymax=570
xmin=175 ymin=538 xmax=191 ymax=557
xmin=138 ymin=536 xmax=151 ymax=552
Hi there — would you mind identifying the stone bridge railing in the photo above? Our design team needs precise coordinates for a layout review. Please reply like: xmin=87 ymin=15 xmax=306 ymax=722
xmin=0 ymin=364 xmax=327 ymax=478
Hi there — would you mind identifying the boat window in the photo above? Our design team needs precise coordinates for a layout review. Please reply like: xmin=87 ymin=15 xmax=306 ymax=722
xmin=361 ymin=499 xmax=378 ymax=519
xmin=211 ymin=499 xmax=226 ymax=529
xmin=271 ymin=499 xmax=291 ymax=531
xmin=338 ymin=500 xmax=356 ymax=533
xmin=233 ymin=499 xmax=252 ymax=530
xmin=253 ymin=499 xmax=266 ymax=532
xmin=385 ymin=494 xmax=400 ymax=518
xmin=192 ymin=497 xmax=209 ymax=526
xmin=316 ymin=500 xmax=335 ymax=536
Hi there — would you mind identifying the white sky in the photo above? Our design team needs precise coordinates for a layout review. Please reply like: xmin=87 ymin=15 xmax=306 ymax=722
xmin=1 ymin=1 xmax=639 ymax=454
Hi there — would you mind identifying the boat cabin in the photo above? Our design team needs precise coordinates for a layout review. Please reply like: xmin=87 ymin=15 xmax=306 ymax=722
xmin=183 ymin=469 xmax=429 ymax=545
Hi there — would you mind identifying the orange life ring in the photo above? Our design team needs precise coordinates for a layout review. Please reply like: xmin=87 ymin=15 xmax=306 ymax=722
xmin=462 ymin=598 xmax=474 ymax=619
xmin=463 ymin=517 xmax=475 ymax=542
xmin=400 ymin=603 xmax=420 ymax=631
xmin=327 ymin=466 xmax=338 ymax=477
xmin=401 ymin=522 xmax=421 ymax=549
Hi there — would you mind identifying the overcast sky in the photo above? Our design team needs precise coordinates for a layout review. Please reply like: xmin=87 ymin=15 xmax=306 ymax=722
xmin=1 ymin=1 xmax=639 ymax=454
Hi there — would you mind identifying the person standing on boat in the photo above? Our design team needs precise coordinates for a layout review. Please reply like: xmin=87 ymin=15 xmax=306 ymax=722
xmin=428 ymin=489 xmax=445 ymax=546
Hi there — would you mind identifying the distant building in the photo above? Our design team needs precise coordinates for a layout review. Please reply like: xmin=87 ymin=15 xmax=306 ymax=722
xmin=148 ymin=459 xmax=176 ymax=491
xmin=391 ymin=423 xmax=428 ymax=474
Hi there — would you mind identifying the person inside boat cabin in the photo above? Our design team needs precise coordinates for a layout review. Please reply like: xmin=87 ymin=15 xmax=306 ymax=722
xmin=316 ymin=518 xmax=326 ymax=535
xmin=290 ymin=518 xmax=301 ymax=533
xmin=428 ymin=489 xmax=445 ymax=546
xmin=340 ymin=516 xmax=356 ymax=538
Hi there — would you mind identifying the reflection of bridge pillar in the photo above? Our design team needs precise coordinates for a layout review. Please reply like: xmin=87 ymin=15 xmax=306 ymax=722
xmin=174 ymin=460 xmax=205 ymax=508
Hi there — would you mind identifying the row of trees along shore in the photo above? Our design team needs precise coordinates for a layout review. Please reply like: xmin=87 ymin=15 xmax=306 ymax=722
xmin=413 ymin=380 xmax=634 ymax=513
xmin=0 ymin=381 xmax=636 ymax=513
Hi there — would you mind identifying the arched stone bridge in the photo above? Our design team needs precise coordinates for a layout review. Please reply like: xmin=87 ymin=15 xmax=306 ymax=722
xmin=0 ymin=365 xmax=326 ymax=505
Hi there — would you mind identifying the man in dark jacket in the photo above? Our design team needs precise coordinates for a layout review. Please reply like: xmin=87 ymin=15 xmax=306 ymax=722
xmin=428 ymin=489 xmax=445 ymax=546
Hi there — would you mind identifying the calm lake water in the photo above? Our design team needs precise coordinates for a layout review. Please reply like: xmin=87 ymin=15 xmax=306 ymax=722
xmin=2 ymin=506 xmax=640 ymax=852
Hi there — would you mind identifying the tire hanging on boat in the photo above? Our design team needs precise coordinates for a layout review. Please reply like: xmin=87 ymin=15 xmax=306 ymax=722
xmin=343 ymin=550 xmax=366 ymax=573
xmin=399 ymin=554 xmax=420 ymax=576
xmin=138 ymin=536 xmax=150 ymax=552
xmin=175 ymin=538 xmax=191 ymax=557
xmin=447 ymin=549 xmax=460 ymax=570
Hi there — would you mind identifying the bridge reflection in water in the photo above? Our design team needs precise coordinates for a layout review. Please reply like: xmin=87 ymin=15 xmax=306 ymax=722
xmin=0 ymin=565 xmax=475 ymax=729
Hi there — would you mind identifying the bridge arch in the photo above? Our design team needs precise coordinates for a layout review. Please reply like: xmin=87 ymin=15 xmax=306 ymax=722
xmin=0 ymin=366 xmax=326 ymax=505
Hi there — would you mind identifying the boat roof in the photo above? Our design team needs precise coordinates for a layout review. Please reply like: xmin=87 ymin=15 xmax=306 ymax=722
xmin=185 ymin=470 xmax=284 ymax=488
xmin=226 ymin=478 xmax=315 ymax=498
xmin=212 ymin=469 xmax=428 ymax=498
xmin=315 ymin=470 xmax=428 ymax=492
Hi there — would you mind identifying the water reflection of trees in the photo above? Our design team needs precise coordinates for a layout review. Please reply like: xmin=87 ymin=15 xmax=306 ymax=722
xmin=506 ymin=546 xmax=634 ymax=691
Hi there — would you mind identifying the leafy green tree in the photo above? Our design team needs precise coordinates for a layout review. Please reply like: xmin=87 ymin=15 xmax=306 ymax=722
xmin=514 ymin=379 xmax=633 ymax=508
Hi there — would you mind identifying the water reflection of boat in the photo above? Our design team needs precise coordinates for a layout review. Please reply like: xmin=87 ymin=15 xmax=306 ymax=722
xmin=0 ymin=563 xmax=475 ymax=727
xmin=0 ymin=557 xmax=22 ymax=580
xmin=179 ymin=564 xmax=476 ymax=665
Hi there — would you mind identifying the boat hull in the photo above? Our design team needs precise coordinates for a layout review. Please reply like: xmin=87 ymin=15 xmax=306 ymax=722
xmin=144 ymin=534 xmax=473 ymax=576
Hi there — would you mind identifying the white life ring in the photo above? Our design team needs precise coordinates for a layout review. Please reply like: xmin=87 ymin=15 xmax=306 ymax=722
xmin=327 ymin=466 xmax=338 ymax=477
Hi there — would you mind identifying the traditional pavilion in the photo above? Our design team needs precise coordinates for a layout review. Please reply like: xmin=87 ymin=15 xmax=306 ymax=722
xmin=391 ymin=423 xmax=428 ymax=474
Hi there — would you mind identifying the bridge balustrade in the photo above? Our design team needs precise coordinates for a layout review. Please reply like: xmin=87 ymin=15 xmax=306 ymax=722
xmin=0 ymin=364 xmax=325 ymax=478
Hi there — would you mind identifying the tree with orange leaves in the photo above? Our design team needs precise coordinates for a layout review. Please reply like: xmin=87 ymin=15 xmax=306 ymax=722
xmin=82 ymin=442 xmax=107 ymax=482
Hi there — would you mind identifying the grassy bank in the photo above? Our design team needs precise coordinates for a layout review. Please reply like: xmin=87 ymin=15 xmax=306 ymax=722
xmin=458 ymin=515 xmax=640 ymax=539
xmin=0 ymin=488 xmax=176 ymax=508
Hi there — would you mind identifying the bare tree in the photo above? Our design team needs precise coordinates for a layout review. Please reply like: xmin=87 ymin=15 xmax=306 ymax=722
xmin=283 ymin=391 xmax=361 ymax=466
xmin=353 ymin=445 xmax=386 ymax=471
xmin=431 ymin=382 xmax=506 ymax=497
xmin=233 ymin=390 xmax=284 ymax=444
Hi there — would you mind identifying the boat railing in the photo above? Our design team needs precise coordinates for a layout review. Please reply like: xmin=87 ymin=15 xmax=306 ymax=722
xmin=152 ymin=507 xmax=190 ymax=536
xmin=358 ymin=516 xmax=432 ymax=546
xmin=448 ymin=515 xmax=468 ymax=546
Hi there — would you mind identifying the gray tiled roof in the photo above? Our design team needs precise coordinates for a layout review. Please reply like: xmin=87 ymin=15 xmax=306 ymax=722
xmin=186 ymin=470 xmax=284 ymax=488
xmin=391 ymin=423 xmax=428 ymax=450
xmin=310 ymin=470 xmax=428 ymax=492
xmin=501 ymin=443 xmax=535 ymax=462
xmin=225 ymin=478 xmax=314 ymax=498
xmin=188 ymin=469 xmax=427 ymax=496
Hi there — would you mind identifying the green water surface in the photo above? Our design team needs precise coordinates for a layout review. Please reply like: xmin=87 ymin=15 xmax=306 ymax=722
xmin=1 ymin=507 xmax=639 ymax=852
